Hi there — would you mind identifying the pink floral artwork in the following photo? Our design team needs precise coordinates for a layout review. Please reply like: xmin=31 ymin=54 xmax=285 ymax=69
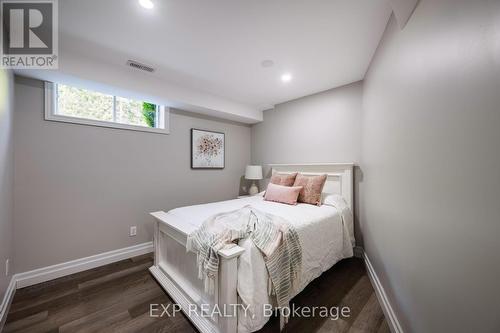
xmin=191 ymin=129 xmax=225 ymax=168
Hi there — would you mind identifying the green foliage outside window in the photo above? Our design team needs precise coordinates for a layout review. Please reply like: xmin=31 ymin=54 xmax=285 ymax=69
xmin=57 ymin=84 xmax=158 ymax=129
xmin=142 ymin=102 xmax=156 ymax=128
xmin=57 ymin=85 xmax=114 ymax=122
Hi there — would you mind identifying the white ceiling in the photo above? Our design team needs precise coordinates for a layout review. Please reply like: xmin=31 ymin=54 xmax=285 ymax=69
xmin=15 ymin=1 xmax=394 ymax=122
xmin=59 ymin=0 xmax=391 ymax=107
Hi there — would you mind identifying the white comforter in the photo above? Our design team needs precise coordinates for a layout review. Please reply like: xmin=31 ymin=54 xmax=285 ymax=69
xmin=169 ymin=195 xmax=355 ymax=333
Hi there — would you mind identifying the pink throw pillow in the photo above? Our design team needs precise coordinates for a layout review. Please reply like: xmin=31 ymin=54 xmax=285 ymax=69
xmin=293 ymin=174 xmax=328 ymax=206
xmin=264 ymin=183 xmax=302 ymax=205
xmin=270 ymin=172 xmax=298 ymax=186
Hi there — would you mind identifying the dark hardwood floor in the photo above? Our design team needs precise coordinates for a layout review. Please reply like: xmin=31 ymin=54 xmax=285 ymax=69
xmin=4 ymin=254 xmax=389 ymax=333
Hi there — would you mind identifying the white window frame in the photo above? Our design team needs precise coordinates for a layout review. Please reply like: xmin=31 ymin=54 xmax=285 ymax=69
xmin=44 ymin=82 xmax=170 ymax=135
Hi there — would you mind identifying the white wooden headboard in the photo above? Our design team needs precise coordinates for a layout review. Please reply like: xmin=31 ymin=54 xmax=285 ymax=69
xmin=269 ymin=163 xmax=354 ymax=211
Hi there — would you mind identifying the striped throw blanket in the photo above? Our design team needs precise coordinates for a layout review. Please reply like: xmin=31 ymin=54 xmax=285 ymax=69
xmin=186 ymin=205 xmax=302 ymax=308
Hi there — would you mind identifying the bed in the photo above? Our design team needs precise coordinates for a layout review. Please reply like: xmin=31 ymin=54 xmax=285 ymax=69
xmin=149 ymin=163 xmax=355 ymax=333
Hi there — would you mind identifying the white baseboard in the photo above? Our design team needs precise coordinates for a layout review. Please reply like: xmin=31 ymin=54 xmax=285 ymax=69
xmin=0 ymin=275 xmax=17 ymax=331
xmin=360 ymin=248 xmax=404 ymax=333
xmin=15 ymin=242 xmax=153 ymax=289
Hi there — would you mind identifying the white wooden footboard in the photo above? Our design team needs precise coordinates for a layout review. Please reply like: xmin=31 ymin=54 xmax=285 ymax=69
xmin=149 ymin=211 xmax=244 ymax=333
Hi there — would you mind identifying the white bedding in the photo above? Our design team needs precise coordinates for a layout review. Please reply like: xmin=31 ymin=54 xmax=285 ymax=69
xmin=169 ymin=195 xmax=355 ymax=333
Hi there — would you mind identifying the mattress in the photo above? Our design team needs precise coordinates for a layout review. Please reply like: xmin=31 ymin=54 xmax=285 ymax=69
xmin=168 ymin=195 xmax=355 ymax=333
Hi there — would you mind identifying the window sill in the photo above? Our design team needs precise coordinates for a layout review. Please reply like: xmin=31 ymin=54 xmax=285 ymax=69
xmin=44 ymin=113 xmax=171 ymax=135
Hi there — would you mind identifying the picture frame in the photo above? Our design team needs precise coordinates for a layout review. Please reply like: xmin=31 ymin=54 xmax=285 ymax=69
xmin=191 ymin=128 xmax=225 ymax=169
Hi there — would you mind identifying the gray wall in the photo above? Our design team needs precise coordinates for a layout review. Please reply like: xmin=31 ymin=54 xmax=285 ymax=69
xmin=361 ymin=1 xmax=500 ymax=332
xmin=13 ymin=76 xmax=251 ymax=272
xmin=0 ymin=70 xmax=14 ymax=301
xmin=251 ymin=81 xmax=363 ymax=244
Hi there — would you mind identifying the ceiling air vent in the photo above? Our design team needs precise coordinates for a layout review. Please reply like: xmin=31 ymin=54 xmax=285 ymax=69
xmin=126 ymin=60 xmax=155 ymax=73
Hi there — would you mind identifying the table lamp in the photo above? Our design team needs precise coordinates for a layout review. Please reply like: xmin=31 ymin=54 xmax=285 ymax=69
xmin=245 ymin=165 xmax=263 ymax=196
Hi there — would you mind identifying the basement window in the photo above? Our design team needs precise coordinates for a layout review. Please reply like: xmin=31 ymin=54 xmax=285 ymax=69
xmin=44 ymin=82 xmax=170 ymax=134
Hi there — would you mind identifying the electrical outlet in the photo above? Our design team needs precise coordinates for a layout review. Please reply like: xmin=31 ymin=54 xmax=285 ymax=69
xmin=5 ymin=259 xmax=9 ymax=276
xmin=129 ymin=226 xmax=137 ymax=237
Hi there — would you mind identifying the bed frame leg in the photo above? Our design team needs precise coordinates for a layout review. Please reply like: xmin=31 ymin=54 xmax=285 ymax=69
xmin=218 ymin=247 xmax=245 ymax=333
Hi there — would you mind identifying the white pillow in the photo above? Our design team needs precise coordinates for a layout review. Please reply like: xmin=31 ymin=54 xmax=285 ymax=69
xmin=322 ymin=193 xmax=348 ymax=209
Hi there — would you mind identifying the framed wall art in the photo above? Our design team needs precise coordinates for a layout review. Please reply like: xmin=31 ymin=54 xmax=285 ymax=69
xmin=191 ymin=128 xmax=225 ymax=169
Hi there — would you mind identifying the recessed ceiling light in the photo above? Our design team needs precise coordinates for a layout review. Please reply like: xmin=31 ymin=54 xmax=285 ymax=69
xmin=261 ymin=60 xmax=274 ymax=68
xmin=281 ymin=73 xmax=292 ymax=83
xmin=138 ymin=0 xmax=154 ymax=9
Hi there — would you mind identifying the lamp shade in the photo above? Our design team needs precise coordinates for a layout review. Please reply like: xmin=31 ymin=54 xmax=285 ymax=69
xmin=245 ymin=165 xmax=263 ymax=180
